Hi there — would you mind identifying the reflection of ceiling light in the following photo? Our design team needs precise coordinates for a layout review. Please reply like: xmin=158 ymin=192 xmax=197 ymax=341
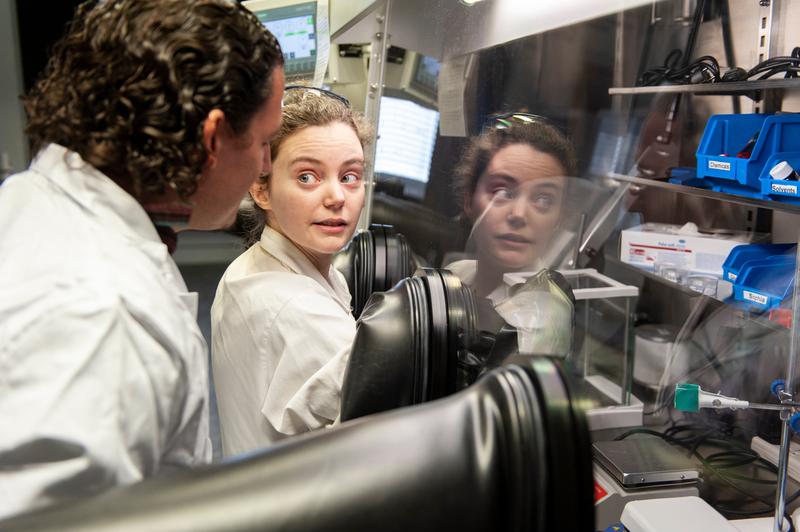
xmin=460 ymin=0 xmax=484 ymax=5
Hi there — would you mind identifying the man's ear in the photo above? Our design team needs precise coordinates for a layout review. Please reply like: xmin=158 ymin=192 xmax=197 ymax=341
xmin=250 ymin=180 xmax=271 ymax=211
xmin=202 ymin=109 xmax=226 ymax=168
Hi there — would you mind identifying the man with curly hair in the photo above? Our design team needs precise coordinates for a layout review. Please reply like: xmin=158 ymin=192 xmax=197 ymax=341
xmin=0 ymin=0 xmax=284 ymax=518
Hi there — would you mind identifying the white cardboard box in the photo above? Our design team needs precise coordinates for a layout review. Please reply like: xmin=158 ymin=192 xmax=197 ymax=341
xmin=621 ymin=496 xmax=739 ymax=532
xmin=620 ymin=223 xmax=761 ymax=277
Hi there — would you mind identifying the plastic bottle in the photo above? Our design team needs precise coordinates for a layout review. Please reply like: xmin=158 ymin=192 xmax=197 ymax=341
xmin=769 ymin=161 xmax=799 ymax=181
xmin=736 ymin=130 xmax=760 ymax=158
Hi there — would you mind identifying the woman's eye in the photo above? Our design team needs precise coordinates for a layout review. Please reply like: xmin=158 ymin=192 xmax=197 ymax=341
xmin=493 ymin=188 xmax=515 ymax=201
xmin=297 ymin=173 xmax=317 ymax=184
xmin=531 ymin=194 xmax=555 ymax=210
xmin=341 ymin=173 xmax=361 ymax=184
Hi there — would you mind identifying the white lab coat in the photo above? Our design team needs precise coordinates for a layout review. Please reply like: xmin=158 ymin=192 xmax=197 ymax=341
xmin=446 ymin=259 xmax=548 ymax=304
xmin=211 ymin=226 xmax=355 ymax=457
xmin=0 ymin=144 xmax=211 ymax=520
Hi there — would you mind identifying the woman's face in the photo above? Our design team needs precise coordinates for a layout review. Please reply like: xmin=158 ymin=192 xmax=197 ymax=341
xmin=466 ymin=143 xmax=566 ymax=272
xmin=258 ymin=121 xmax=365 ymax=265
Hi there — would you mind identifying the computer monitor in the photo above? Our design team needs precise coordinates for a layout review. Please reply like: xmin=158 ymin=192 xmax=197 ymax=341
xmin=374 ymin=96 xmax=440 ymax=200
xmin=384 ymin=51 xmax=440 ymax=108
xmin=409 ymin=54 xmax=440 ymax=101
xmin=242 ymin=0 xmax=317 ymax=80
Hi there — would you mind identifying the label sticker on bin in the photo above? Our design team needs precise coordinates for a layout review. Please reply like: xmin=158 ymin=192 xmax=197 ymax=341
xmin=709 ymin=161 xmax=731 ymax=171
xmin=743 ymin=290 xmax=768 ymax=306
xmin=772 ymin=183 xmax=798 ymax=194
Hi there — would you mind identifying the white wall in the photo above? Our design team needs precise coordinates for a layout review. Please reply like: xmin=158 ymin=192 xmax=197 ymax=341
xmin=0 ymin=0 xmax=28 ymax=175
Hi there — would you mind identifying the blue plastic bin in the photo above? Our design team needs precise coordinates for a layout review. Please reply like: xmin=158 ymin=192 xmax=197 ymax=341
xmin=760 ymin=151 xmax=800 ymax=203
xmin=696 ymin=113 xmax=800 ymax=190
xmin=722 ymin=243 xmax=796 ymax=283
xmin=732 ymin=256 xmax=795 ymax=310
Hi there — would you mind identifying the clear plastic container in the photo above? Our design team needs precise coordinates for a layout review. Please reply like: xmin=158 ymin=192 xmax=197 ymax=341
xmin=506 ymin=268 xmax=641 ymax=430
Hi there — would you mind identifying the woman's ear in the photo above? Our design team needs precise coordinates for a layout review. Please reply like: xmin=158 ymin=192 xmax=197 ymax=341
xmin=202 ymin=109 xmax=227 ymax=169
xmin=250 ymin=180 xmax=271 ymax=211
xmin=463 ymin=192 xmax=475 ymax=220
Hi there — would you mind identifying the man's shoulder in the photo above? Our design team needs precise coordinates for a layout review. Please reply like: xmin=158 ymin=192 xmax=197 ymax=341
xmin=0 ymin=218 xmax=192 ymax=350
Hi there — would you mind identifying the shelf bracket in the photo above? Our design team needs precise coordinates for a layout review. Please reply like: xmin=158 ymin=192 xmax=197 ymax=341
xmin=357 ymin=0 xmax=391 ymax=232
xmin=754 ymin=1 xmax=782 ymax=113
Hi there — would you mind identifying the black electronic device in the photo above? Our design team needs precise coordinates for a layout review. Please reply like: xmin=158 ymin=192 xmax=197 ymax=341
xmin=373 ymin=95 xmax=440 ymax=200
xmin=593 ymin=438 xmax=699 ymax=488
xmin=340 ymin=268 xmax=479 ymax=420
xmin=243 ymin=0 xmax=318 ymax=80
xmin=410 ymin=54 xmax=440 ymax=101
xmin=333 ymin=224 xmax=416 ymax=318
xmin=341 ymin=267 xmax=579 ymax=421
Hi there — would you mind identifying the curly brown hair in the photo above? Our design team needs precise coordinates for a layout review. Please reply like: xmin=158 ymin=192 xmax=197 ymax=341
xmin=453 ymin=120 xmax=577 ymax=210
xmin=241 ymin=87 xmax=372 ymax=247
xmin=23 ymin=0 xmax=284 ymax=201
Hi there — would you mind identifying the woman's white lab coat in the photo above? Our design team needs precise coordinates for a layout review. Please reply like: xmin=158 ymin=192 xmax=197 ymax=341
xmin=211 ymin=226 xmax=355 ymax=457
xmin=0 ymin=145 xmax=211 ymax=519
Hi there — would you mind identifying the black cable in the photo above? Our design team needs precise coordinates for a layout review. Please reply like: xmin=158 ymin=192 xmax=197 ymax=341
xmin=792 ymin=47 xmax=800 ymax=79
xmin=746 ymin=48 xmax=800 ymax=80
xmin=716 ymin=505 xmax=774 ymax=517
xmin=642 ymin=403 xmax=671 ymax=416
xmin=638 ymin=51 xmax=722 ymax=86
xmin=682 ymin=0 xmax=707 ymax=68
xmin=638 ymin=46 xmax=800 ymax=86
xmin=719 ymin=0 xmax=740 ymax=113
xmin=615 ymin=423 xmax=800 ymax=527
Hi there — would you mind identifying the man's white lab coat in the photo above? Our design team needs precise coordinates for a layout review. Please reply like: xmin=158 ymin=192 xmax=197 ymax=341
xmin=0 ymin=145 xmax=211 ymax=519
xmin=211 ymin=226 xmax=355 ymax=457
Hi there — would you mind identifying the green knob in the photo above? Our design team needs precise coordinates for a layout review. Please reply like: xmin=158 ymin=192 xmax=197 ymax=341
xmin=674 ymin=383 xmax=700 ymax=412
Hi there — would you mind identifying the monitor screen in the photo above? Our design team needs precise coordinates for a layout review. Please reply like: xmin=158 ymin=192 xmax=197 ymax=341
xmin=375 ymin=96 xmax=440 ymax=190
xmin=248 ymin=1 xmax=317 ymax=79
xmin=410 ymin=55 xmax=440 ymax=98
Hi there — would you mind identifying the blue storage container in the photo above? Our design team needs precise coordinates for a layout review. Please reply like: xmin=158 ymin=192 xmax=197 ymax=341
xmin=696 ymin=113 xmax=800 ymax=190
xmin=722 ymin=243 xmax=795 ymax=283
xmin=732 ymin=256 xmax=796 ymax=310
xmin=760 ymin=152 xmax=800 ymax=203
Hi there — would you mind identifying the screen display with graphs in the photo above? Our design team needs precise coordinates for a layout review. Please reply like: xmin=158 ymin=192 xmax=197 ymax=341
xmin=249 ymin=1 xmax=317 ymax=79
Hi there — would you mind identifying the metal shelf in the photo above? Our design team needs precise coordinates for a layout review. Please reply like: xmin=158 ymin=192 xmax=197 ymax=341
xmin=608 ymin=78 xmax=800 ymax=96
xmin=606 ymin=256 xmax=789 ymax=334
xmin=607 ymin=173 xmax=800 ymax=215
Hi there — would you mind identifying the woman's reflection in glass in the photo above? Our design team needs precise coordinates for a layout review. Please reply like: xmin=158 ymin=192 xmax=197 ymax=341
xmin=449 ymin=115 xmax=577 ymax=303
